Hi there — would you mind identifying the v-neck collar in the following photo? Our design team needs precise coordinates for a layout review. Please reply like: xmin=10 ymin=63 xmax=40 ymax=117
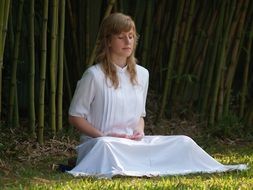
xmin=114 ymin=63 xmax=128 ymax=73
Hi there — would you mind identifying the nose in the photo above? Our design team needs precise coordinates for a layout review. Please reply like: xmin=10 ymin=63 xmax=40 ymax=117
xmin=124 ymin=36 xmax=131 ymax=44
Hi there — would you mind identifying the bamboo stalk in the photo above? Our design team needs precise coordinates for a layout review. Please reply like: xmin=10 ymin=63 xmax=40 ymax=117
xmin=13 ymin=86 xmax=19 ymax=128
xmin=78 ymin=0 xmax=86 ymax=68
xmin=240 ymin=19 xmax=253 ymax=118
xmin=148 ymin=0 xmax=171 ymax=92
xmin=199 ymin=10 xmax=218 ymax=118
xmin=181 ymin=0 xmax=209 ymax=85
xmin=0 ymin=0 xmax=5 ymax=120
xmin=156 ymin=1 xmax=173 ymax=93
xmin=226 ymin=0 xmax=243 ymax=53
xmin=38 ymin=0 xmax=49 ymax=144
xmin=2 ymin=0 xmax=10 ymax=56
xmin=49 ymin=0 xmax=58 ymax=136
xmin=64 ymin=52 xmax=72 ymax=103
xmin=223 ymin=0 xmax=249 ymax=116
xmin=158 ymin=0 xmax=185 ymax=120
xmin=0 ymin=0 xmax=11 ymax=119
xmin=186 ymin=9 xmax=218 ymax=114
xmin=215 ymin=0 xmax=237 ymax=120
xmin=116 ymin=0 xmax=122 ymax=12
xmin=209 ymin=1 xmax=230 ymax=125
xmin=88 ymin=0 xmax=116 ymax=66
xmin=8 ymin=0 xmax=24 ymax=127
xmin=133 ymin=0 xmax=146 ymax=33
xmin=141 ymin=0 xmax=153 ymax=68
xmin=57 ymin=0 xmax=66 ymax=132
xmin=66 ymin=0 xmax=81 ymax=76
xmin=172 ymin=0 xmax=195 ymax=100
xmin=240 ymin=43 xmax=251 ymax=118
xmin=85 ymin=0 xmax=90 ymax=67
xmin=217 ymin=71 xmax=225 ymax=119
xmin=149 ymin=0 xmax=168 ymax=86
xmin=245 ymin=99 xmax=253 ymax=127
xmin=28 ymin=0 xmax=36 ymax=137
xmin=246 ymin=110 xmax=253 ymax=128
xmin=8 ymin=1 xmax=18 ymax=129
xmin=0 ymin=0 xmax=5 ymax=51
xmin=63 ymin=52 xmax=73 ymax=133
xmin=178 ymin=7 xmax=209 ymax=101
xmin=193 ymin=12 xmax=217 ymax=106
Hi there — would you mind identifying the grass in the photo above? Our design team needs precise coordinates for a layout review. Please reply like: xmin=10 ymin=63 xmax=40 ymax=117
xmin=1 ymin=139 xmax=252 ymax=189
xmin=0 ymin=126 xmax=253 ymax=190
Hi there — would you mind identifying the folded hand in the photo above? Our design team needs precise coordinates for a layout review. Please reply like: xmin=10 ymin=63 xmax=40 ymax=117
xmin=128 ymin=131 xmax=144 ymax=141
xmin=105 ymin=131 xmax=144 ymax=141
xmin=105 ymin=132 xmax=129 ymax=138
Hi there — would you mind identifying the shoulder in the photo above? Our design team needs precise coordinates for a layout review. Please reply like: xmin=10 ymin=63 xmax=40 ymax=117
xmin=135 ymin=64 xmax=149 ymax=87
xmin=136 ymin=64 xmax=149 ymax=78
xmin=84 ymin=64 xmax=102 ymax=75
xmin=81 ymin=64 xmax=104 ymax=79
xmin=75 ymin=65 xmax=104 ymax=93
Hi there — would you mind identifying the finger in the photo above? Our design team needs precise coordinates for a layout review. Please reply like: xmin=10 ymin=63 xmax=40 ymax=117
xmin=129 ymin=134 xmax=142 ymax=140
xmin=109 ymin=133 xmax=128 ymax=138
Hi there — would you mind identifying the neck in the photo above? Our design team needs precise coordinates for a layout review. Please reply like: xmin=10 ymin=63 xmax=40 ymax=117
xmin=114 ymin=62 xmax=127 ymax=68
xmin=112 ymin=58 xmax=127 ymax=68
xmin=111 ymin=54 xmax=127 ymax=68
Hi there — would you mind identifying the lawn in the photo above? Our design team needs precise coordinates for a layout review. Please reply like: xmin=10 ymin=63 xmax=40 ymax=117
xmin=0 ymin=129 xmax=252 ymax=190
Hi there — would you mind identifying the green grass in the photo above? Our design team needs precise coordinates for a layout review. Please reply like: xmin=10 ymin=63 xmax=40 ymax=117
xmin=1 ymin=141 xmax=252 ymax=190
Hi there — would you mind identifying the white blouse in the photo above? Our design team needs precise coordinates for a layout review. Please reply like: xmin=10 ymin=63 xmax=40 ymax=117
xmin=69 ymin=63 xmax=149 ymax=140
xmin=68 ymin=64 xmax=248 ymax=178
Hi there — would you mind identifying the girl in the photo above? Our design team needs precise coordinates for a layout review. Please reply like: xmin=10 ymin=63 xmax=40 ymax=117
xmin=68 ymin=13 xmax=247 ymax=178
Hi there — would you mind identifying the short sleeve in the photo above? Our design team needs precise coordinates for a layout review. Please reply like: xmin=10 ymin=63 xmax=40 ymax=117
xmin=141 ymin=69 xmax=149 ymax=117
xmin=68 ymin=69 xmax=96 ymax=118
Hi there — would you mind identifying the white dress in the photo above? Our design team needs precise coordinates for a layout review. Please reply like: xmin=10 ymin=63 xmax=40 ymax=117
xmin=68 ymin=63 xmax=247 ymax=178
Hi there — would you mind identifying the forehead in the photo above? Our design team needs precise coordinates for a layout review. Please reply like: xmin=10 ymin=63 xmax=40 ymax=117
xmin=110 ymin=21 xmax=135 ymax=35
xmin=117 ymin=28 xmax=134 ymax=35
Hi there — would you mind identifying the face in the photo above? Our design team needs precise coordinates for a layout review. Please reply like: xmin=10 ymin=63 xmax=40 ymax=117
xmin=109 ymin=28 xmax=135 ymax=62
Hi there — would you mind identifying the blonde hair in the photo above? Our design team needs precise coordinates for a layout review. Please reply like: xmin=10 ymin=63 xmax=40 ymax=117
xmin=95 ymin=13 xmax=139 ymax=88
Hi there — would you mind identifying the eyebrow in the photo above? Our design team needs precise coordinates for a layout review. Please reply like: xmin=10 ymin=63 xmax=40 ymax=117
xmin=118 ymin=32 xmax=133 ymax=35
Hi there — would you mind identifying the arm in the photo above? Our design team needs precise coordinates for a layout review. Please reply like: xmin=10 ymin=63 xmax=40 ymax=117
xmin=69 ymin=115 xmax=130 ymax=138
xmin=105 ymin=118 xmax=146 ymax=140
xmin=68 ymin=115 xmax=104 ymax=138
xmin=135 ymin=117 xmax=145 ymax=134
xmin=129 ymin=117 xmax=145 ymax=140
xmin=69 ymin=115 xmax=134 ymax=139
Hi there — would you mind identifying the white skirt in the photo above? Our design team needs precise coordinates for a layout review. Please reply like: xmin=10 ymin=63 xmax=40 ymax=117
xmin=67 ymin=135 xmax=248 ymax=178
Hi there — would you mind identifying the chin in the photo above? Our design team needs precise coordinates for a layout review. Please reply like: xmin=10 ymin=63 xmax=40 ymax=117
xmin=124 ymin=52 xmax=132 ymax=57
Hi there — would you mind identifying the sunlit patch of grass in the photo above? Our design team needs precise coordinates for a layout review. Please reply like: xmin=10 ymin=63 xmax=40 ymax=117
xmin=17 ymin=172 xmax=252 ymax=190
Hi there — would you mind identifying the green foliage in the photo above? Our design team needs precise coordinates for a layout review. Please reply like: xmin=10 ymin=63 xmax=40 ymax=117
xmin=0 ymin=142 xmax=3 ymax=150
xmin=1 ymin=0 xmax=253 ymax=143
xmin=209 ymin=113 xmax=251 ymax=138
xmin=172 ymin=74 xmax=198 ymax=84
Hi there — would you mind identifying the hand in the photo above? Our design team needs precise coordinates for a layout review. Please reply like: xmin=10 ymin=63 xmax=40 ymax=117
xmin=105 ymin=132 xmax=129 ymax=138
xmin=105 ymin=131 xmax=144 ymax=141
xmin=128 ymin=131 xmax=144 ymax=141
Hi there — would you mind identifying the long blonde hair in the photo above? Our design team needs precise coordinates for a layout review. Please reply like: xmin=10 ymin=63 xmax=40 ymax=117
xmin=95 ymin=13 xmax=139 ymax=89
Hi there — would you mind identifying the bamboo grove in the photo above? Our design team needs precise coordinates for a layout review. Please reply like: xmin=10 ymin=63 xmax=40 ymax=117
xmin=0 ymin=0 xmax=252 ymax=143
